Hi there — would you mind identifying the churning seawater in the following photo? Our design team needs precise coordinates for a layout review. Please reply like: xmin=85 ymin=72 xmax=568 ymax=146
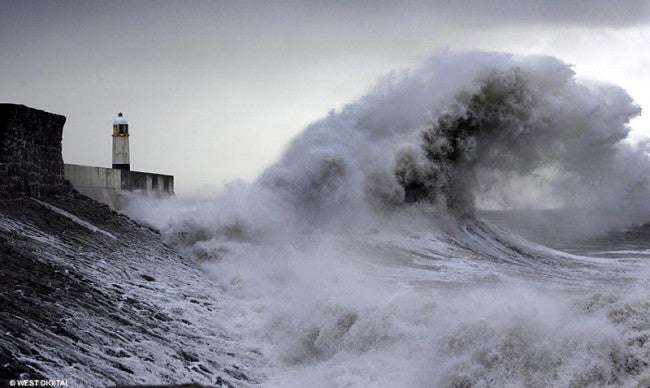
xmin=126 ymin=50 xmax=650 ymax=387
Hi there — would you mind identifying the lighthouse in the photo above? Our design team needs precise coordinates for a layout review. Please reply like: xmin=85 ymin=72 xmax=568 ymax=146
xmin=112 ymin=112 xmax=130 ymax=170
xmin=64 ymin=110 xmax=174 ymax=210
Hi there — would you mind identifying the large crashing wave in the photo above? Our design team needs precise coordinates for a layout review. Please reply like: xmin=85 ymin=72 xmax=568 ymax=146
xmin=139 ymin=51 xmax=646 ymax=242
xmin=262 ymin=52 xmax=643 ymax=219
xmin=127 ymin=52 xmax=650 ymax=387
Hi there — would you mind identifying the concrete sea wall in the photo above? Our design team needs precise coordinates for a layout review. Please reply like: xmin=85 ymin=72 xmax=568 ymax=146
xmin=64 ymin=164 xmax=174 ymax=210
xmin=63 ymin=164 xmax=125 ymax=209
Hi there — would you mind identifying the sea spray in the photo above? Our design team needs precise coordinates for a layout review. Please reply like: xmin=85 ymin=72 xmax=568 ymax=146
xmin=126 ymin=51 xmax=650 ymax=387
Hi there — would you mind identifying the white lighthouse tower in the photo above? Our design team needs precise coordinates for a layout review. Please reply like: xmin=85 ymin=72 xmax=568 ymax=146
xmin=112 ymin=112 xmax=130 ymax=170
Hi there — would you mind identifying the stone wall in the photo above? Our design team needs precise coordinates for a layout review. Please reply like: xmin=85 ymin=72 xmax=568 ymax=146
xmin=0 ymin=104 xmax=69 ymax=199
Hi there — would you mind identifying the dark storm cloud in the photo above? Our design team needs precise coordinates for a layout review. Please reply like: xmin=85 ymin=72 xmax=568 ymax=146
xmin=2 ymin=0 xmax=650 ymax=40
xmin=2 ymin=0 xmax=648 ymax=75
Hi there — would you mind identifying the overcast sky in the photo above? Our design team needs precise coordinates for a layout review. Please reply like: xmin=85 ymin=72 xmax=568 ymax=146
xmin=2 ymin=0 xmax=650 ymax=194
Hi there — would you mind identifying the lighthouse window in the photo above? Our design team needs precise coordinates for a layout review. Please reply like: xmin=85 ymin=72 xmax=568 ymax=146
xmin=118 ymin=124 xmax=127 ymax=135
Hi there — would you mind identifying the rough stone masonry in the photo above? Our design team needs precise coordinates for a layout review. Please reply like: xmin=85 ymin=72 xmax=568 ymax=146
xmin=0 ymin=104 xmax=69 ymax=199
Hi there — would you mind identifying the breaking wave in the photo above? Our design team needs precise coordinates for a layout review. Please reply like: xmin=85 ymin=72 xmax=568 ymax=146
xmin=128 ymin=51 xmax=650 ymax=387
